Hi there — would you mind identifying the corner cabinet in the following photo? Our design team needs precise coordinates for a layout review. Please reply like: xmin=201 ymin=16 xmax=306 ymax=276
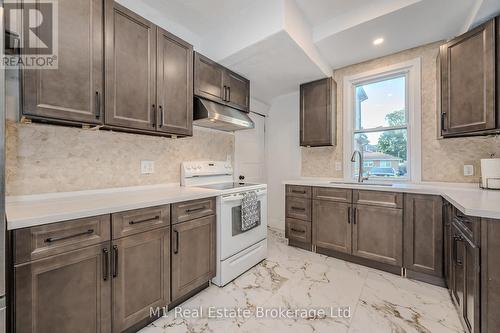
xmin=194 ymin=52 xmax=250 ymax=112
xmin=299 ymin=77 xmax=337 ymax=147
xmin=439 ymin=17 xmax=499 ymax=137
xmin=22 ymin=0 xmax=105 ymax=125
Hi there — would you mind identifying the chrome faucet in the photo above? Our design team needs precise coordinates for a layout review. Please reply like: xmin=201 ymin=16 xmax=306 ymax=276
xmin=351 ymin=150 xmax=369 ymax=183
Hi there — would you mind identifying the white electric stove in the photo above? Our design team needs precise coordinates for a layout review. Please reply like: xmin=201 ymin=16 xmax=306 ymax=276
xmin=181 ymin=161 xmax=268 ymax=286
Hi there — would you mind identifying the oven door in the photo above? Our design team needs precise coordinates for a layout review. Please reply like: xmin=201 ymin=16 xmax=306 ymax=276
xmin=219 ymin=189 xmax=267 ymax=260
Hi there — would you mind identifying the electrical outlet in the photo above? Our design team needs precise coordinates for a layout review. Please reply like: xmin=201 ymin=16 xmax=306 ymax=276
xmin=335 ymin=162 xmax=342 ymax=171
xmin=141 ymin=160 xmax=155 ymax=174
xmin=463 ymin=165 xmax=474 ymax=176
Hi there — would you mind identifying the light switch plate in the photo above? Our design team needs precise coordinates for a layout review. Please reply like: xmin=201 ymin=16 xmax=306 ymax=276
xmin=463 ymin=165 xmax=474 ymax=176
xmin=141 ymin=160 xmax=155 ymax=174
xmin=335 ymin=162 xmax=342 ymax=171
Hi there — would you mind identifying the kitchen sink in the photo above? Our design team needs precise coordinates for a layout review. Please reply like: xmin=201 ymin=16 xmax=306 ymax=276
xmin=328 ymin=181 xmax=394 ymax=187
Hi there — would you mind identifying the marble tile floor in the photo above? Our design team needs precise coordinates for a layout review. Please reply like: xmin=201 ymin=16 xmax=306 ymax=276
xmin=140 ymin=229 xmax=463 ymax=333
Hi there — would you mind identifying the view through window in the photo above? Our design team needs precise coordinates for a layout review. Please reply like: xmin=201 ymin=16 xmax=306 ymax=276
xmin=353 ymin=75 xmax=408 ymax=180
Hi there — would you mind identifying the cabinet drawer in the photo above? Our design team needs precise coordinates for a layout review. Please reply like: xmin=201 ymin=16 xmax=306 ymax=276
xmin=313 ymin=187 xmax=352 ymax=203
xmin=112 ymin=205 xmax=170 ymax=239
xmin=286 ymin=196 xmax=311 ymax=221
xmin=453 ymin=208 xmax=480 ymax=246
xmin=286 ymin=218 xmax=311 ymax=245
xmin=14 ymin=215 xmax=111 ymax=265
xmin=286 ymin=185 xmax=312 ymax=199
xmin=172 ymin=198 xmax=216 ymax=225
xmin=353 ymin=190 xmax=403 ymax=209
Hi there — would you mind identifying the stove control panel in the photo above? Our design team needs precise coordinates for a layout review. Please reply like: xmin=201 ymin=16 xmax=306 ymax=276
xmin=181 ymin=161 xmax=233 ymax=179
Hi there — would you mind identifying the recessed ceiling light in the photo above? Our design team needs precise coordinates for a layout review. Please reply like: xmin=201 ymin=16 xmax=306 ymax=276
xmin=373 ymin=38 xmax=384 ymax=45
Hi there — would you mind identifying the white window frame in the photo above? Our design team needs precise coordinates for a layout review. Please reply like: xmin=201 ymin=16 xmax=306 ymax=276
xmin=342 ymin=58 xmax=422 ymax=183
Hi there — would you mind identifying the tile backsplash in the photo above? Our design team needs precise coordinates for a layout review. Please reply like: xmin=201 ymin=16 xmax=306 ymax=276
xmin=301 ymin=42 xmax=500 ymax=183
xmin=6 ymin=121 xmax=234 ymax=195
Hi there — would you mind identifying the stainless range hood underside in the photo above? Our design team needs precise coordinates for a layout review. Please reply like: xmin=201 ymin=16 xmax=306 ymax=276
xmin=193 ymin=97 xmax=254 ymax=132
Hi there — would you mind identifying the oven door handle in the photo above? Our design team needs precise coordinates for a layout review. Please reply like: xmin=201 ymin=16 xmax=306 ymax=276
xmin=221 ymin=191 xmax=267 ymax=202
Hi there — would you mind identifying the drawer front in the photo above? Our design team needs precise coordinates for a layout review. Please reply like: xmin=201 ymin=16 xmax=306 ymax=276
xmin=14 ymin=215 xmax=111 ymax=264
xmin=313 ymin=187 xmax=352 ymax=203
xmin=112 ymin=205 xmax=170 ymax=239
xmin=454 ymin=208 xmax=480 ymax=245
xmin=286 ymin=185 xmax=312 ymax=199
xmin=285 ymin=218 xmax=311 ymax=244
xmin=172 ymin=198 xmax=216 ymax=225
xmin=353 ymin=190 xmax=403 ymax=209
xmin=286 ymin=196 xmax=311 ymax=221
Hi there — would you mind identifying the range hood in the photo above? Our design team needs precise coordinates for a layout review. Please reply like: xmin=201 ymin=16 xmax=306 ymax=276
xmin=193 ymin=97 xmax=254 ymax=132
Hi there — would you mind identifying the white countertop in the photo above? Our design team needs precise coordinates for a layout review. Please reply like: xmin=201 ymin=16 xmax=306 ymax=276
xmin=6 ymin=184 xmax=223 ymax=230
xmin=284 ymin=178 xmax=500 ymax=220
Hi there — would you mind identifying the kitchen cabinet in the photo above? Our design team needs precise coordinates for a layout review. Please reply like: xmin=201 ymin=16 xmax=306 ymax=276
xmin=481 ymin=219 xmax=500 ymax=332
xmin=22 ymin=0 xmax=105 ymax=125
xmin=112 ymin=227 xmax=170 ymax=333
xmin=194 ymin=52 xmax=250 ymax=112
xmin=352 ymin=204 xmax=403 ymax=267
xmin=156 ymin=28 xmax=193 ymax=136
xmin=444 ymin=201 xmax=454 ymax=288
xmin=105 ymin=2 xmax=157 ymax=131
xmin=171 ymin=215 xmax=216 ymax=302
xmin=285 ymin=218 xmax=312 ymax=249
xmin=404 ymin=194 xmax=444 ymax=282
xmin=299 ymin=77 xmax=336 ymax=147
xmin=15 ymin=243 xmax=111 ymax=333
xmin=439 ymin=17 xmax=498 ymax=137
xmin=312 ymin=200 xmax=351 ymax=254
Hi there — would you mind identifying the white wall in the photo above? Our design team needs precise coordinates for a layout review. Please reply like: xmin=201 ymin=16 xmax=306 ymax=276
xmin=266 ymin=92 xmax=301 ymax=231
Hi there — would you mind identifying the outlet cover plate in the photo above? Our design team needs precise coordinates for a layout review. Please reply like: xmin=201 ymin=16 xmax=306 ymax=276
xmin=141 ymin=160 xmax=155 ymax=174
xmin=463 ymin=165 xmax=474 ymax=176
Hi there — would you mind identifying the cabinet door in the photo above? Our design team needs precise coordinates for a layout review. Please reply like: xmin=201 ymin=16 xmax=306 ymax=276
xmin=463 ymin=239 xmax=480 ymax=333
xmin=481 ymin=218 xmax=500 ymax=332
xmin=15 ymin=244 xmax=111 ymax=333
xmin=171 ymin=215 xmax=216 ymax=302
xmin=440 ymin=19 xmax=496 ymax=136
xmin=300 ymin=78 xmax=336 ymax=147
xmin=112 ymin=227 xmax=170 ymax=333
xmin=224 ymin=70 xmax=250 ymax=112
xmin=23 ymin=0 xmax=104 ymax=124
xmin=105 ymin=3 xmax=156 ymax=131
xmin=404 ymin=194 xmax=443 ymax=277
xmin=444 ymin=202 xmax=453 ymax=288
xmin=194 ymin=52 xmax=225 ymax=104
xmin=352 ymin=205 xmax=403 ymax=266
xmin=312 ymin=200 xmax=351 ymax=254
xmin=156 ymin=28 xmax=193 ymax=136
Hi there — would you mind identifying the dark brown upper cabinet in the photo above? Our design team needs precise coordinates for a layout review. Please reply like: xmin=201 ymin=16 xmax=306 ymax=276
xmin=300 ymin=77 xmax=337 ymax=147
xmin=22 ymin=0 xmax=105 ymax=125
xmin=440 ymin=17 xmax=499 ymax=137
xmin=404 ymin=194 xmax=444 ymax=282
xmin=156 ymin=28 xmax=193 ymax=136
xmin=194 ymin=52 xmax=250 ymax=112
xmin=105 ymin=2 xmax=157 ymax=132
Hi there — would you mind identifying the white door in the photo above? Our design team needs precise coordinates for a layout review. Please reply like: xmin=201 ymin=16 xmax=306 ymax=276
xmin=234 ymin=112 xmax=266 ymax=183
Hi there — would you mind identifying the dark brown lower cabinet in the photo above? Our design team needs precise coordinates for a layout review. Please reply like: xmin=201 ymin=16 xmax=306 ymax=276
xmin=403 ymin=194 xmax=443 ymax=282
xmin=312 ymin=200 xmax=351 ymax=254
xmin=444 ymin=201 xmax=454 ymax=288
xmin=171 ymin=215 xmax=216 ymax=302
xmin=15 ymin=243 xmax=111 ymax=333
xmin=285 ymin=218 xmax=312 ymax=251
xmin=352 ymin=204 xmax=403 ymax=266
xmin=481 ymin=219 xmax=500 ymax=332
xmin=112 ymin=227 xmax=170 ymax=333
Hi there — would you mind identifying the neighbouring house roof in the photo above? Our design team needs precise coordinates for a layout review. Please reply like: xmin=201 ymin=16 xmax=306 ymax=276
xmin=364 ymin=152 xmax=401 ymax=161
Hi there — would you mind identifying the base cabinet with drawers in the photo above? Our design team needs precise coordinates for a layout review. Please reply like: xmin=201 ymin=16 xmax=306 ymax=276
xmin=12 ymin=198 xmax=216 ymax=333
xmin=285 ymin=185 xmax=312 ymax=251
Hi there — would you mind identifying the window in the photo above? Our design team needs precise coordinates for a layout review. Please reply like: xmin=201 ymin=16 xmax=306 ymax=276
xmin=343 ymin=59 xmax=421 ymax=182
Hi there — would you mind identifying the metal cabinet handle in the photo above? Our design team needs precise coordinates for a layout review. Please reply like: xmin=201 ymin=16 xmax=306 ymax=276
xmin=348 ymin=207 xmax=351 ymax=224
xmin=441 ymin=112 xmax=447 ymax=132
xmin=129 ymin=215 xmax=160 ymax=225
xmin=152 ymin=104 xmax=156 ymax=127
xmin=290 ymin=228 xmax=305 ymax=233
xmin=95 ymin=91 xmax=101 ymax=119
xmin=174 ymin=230 xmax=179 ymax=254
xmin=186 ymin=206 xmax=205 ymax=213
xmin=291 ymin=190 xmax=306 ymax=194
xmin=112 ymin=245 xmax=118 ymax=278
xmin=102 ymin=248 xmax=109 ymax=281
xmin=45 ymin=229 xmax=94 ymax=243
xmin=291 ymin=206 xmax=306 ymax=211
xmin=453 ymin=235 xmax=463 ymax=266
xmin=159 ymin=106 xmax=164 ymax=128
xmin=227 ymin=86 xmax=231 ymax=101
xmin=223 ymin=85 xmax=227 ymax=101
xmin=352 ymin=207 xmax=357 ymax=225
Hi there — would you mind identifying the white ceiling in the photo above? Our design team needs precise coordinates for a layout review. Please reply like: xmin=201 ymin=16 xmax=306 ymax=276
xmin=120 ymin=0 xmax=500 ymax=105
